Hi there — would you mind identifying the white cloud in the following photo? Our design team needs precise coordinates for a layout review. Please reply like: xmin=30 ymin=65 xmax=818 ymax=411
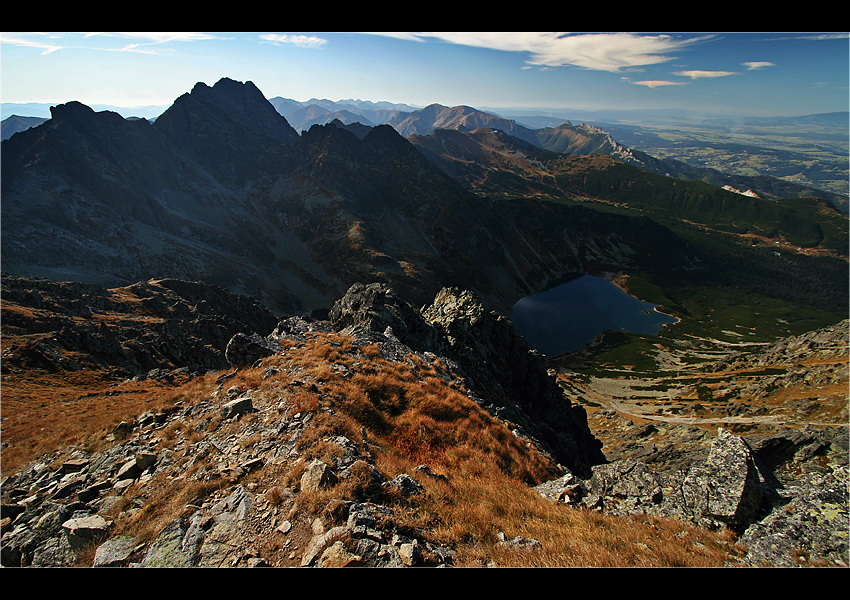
xmin=628 ymin=79 xmax=689 ymax=89
xmin=114 ymin=32 xmax=219 ymax=44
xmin=27 ymin=32 xmax=222 ymax=55
xmin=259 ymin=34 xmax=327 ymax=48
xmin=742 ymin=61 xmax=775 ymax=70
xmin=767 ymin=33 xmax=848 ymax=41
xmin=673 ymin=69 xmax=737 ymax=79
xmin=371 ymin=32 xmax=715 ymax=73
xmin=0 ymin=33 xmax=63 ymax=55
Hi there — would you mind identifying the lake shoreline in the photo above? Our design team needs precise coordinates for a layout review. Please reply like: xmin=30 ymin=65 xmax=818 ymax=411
xmin=599 ymin=271 xmax=682 ymax=327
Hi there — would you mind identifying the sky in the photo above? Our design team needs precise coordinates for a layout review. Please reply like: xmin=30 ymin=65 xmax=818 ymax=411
xmin=1 ymin=32 xmax=848 ymax=119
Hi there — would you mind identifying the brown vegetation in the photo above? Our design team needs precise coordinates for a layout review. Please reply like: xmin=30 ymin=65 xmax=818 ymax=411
xmin=2 ymin=327 xmax=747 ymax=567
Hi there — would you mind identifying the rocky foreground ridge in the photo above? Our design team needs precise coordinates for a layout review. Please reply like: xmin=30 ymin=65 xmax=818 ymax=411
xmin=1 ymin=277 xmax=848 ymax=567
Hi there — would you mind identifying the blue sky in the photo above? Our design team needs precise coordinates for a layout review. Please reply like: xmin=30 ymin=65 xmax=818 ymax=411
xmin=2 ymin=32 xmax=848 ymax=118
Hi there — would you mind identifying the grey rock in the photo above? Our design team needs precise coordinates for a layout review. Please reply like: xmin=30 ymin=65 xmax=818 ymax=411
xmin=681 ymin=428 xmax=764 ymax=530
xmin=301 ymin=460 xmax=338 ymax=492
xmin=330 ymin=282 xmax=440 ymax=353
xmin=62 ymin=514 xmax=113 ymax=551
xmin=225 ymin=332 xmax=283 ymax=368
xmin=382 ymin=474 xmax=425 ymax=498
xmin=30 ymin=534 xmax=78 ymax=567
xmin=301 ymin=526 xmax=350 ymax=567
xmin=141 ymin=517 xmax=195 ymax=568
xmin=318 ymin=540 xmax=363 ymax=567
xmin=497 ymin=531 xmax=542 ymax=551
xmin=398 ymin=539 xmax=421 ymax=566
xmin=93 ymin=535 xmax=138 ymax=567
xmin=585 ymin=459 xmax=663 ymax=514
xmin=221 ymin=396 xmax=254 ymax=419
xmin=738 ymin=466 xmax=849 ymax=567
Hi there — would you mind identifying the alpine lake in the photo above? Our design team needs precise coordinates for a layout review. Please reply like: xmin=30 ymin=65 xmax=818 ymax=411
xmin=511 ymin=274 xmax=679 ymax=358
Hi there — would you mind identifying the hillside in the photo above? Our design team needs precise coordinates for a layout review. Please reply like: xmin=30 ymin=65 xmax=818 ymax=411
xmin=411 ymin=126 xmax=849 ymax=255
xmin=1 ymin=115 xmax=48 ymax=141
xmin=2 ymin=275 xmax=846 ymax=567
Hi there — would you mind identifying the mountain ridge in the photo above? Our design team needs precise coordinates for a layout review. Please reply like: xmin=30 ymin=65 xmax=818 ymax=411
xmin=2 ymin=78 xmax=711 ymax=319
xmin=4 ymin=95 xmax=844 ymax=211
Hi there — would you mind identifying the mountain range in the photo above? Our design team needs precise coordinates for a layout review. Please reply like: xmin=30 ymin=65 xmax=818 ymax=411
xmin=0 ymin=78 xmax=697 ymax=315
xmin=2 ymin=78 xmax=847 ymax=326
xmin=4 ymin=92 xmax=845 ymax=212
xmin=269 ymin=98 xmax=847 ymax=213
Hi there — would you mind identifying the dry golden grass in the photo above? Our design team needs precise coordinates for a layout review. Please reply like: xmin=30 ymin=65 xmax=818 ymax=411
xmin=259 ymin=334 xmax=745 ymax=567
xmin=0 ymin=368 xmax=203 ymax=474
xmin=410 ymin=458 xmax=742 ymax=567
xmin=3 ymin=326 xmax=749 ymax=567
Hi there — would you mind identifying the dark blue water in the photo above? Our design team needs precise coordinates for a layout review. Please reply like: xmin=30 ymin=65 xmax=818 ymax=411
xmin=512 ymin=275 xmax=678 ymax=357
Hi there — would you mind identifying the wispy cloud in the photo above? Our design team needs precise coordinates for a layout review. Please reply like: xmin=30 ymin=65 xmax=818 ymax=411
xmin=0 ymin=33 xmax=64 ymax=55
xmin=626 ymin=79 xmax=689 ymax=89
xmin=91 ymin=32 xmax=221 ymax=54
xmin=368 ymin=32 xmax=716 ymax=73
xmin=2 ymin=32 xmax=221 ymax=56
xmin=741 ymin=61 xmax=775 ymax=70
xmin=766 ymin=33 xmax=849 ymax=41
xmin=259 ymin=34 xmax=327 ymax=48
xmin=674 ymin=69 xmax=737 ymax=79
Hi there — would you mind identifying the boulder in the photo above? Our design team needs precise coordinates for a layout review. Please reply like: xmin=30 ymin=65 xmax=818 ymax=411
xmin=221 ymin=396 xmax=254 ymax=420
xmin=681 ymin=428 xmax=765 ymax=530
xmin=318 ymin=540 xmax=363 ymax=567
xmin=225 ymin=332 xmax=282 ymax=368
xmin=140 ymin=517 xmax=195 ymax=568
xmin=61 ymin=514 xmax=113 ymax=551
xmin=301 ymin=460 xmax=338 ymax=492
xmin=381 ymin=474 xmax=425 ymax=498
xmin=585 ymin=459 xmax=663 ymax=514
xmin=93 ymin=535 xmax=138 ymax=567
xmin=496 ymin=532 xmax=542 ymax=551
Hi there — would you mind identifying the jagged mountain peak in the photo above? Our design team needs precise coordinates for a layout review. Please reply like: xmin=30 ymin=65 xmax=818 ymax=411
xmin=47 ymin=101 xmax=140 ymax=133
xmin=158 ymin=77 xmax=299 ymax=147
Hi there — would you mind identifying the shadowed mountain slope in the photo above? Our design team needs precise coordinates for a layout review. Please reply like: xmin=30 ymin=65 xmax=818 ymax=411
xmin=2 ymin=78 xmax=704 ymax=318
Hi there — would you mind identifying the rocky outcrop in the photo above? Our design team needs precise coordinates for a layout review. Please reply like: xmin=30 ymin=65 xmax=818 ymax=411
xmin=535 ymin=426 xmax=849 ymax=567
xmin=328 ymin=282 xmax=605 ymax=476
xmin=1 ymin=274 xmax=280 ymax=377
xmin=328 ymin=282 xmax=440 ymax=352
